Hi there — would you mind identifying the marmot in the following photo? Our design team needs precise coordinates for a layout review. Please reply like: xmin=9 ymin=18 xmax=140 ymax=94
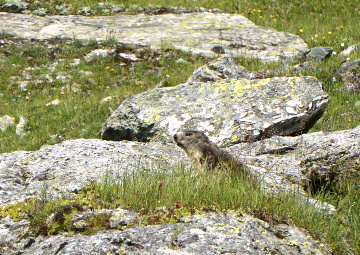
xmin=174 ymin=130 xmax=253 ymax=178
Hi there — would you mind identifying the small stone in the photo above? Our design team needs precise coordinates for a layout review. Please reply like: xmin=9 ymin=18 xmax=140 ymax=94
xmin=339 ymin=43 xmax=360 ymax=57
xmin=305 ymin=47 xmax=333 ymax=60
xmin=18 ymin=81 xmax=30 ymax=91
xmin=84 ymin=49 xmax=115 ymax=62
xmin=175 ymin=58 xmax=188 ymax=64
xmin=70 ymin=58 xmax=81 ymax=67
xmin=71 ymin=220 xmax=88 ymax=231
xmin=109 ymin=209 xmax=140 ymax=228
xmin=100 ymin=96 xmax=113 ymax=104
xmin=338 ymin=59 xmax=360 ymax=73
xmin=45 ymin=99 xmax=61 ymax=106
xmin=211 ymin=46 xmax=225 ymax=54
xmin=118 ymin=53 xmax=142 ymax=63
xmin=340 ymin=72 xmax=360 ymax=92
xmin=79 ymin=70 xmax=94 ymax=77
xmin=15 ymin=115 xmax=28 ymax=136
xmin=0 ymin=115 xmax=15 ymax=132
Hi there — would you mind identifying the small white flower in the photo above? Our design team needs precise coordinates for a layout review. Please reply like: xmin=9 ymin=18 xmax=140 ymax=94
xmin=332 ymin=51 xmax=336 ymax=55
xmin=332 ymin=77 xmax=336 ymax=82
xmin=340 ymin=43 xmax=345 ymax=48
xmin=346 ymin=58 xmax=351 ymax=62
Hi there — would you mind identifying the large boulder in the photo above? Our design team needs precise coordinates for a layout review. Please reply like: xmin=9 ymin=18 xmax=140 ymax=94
xmin=0 ymin=12 xmax=307 ymax=61
xmin=100 ymin=58 xmax=329 ymax=146
xmin=229 ymin=125 xmax=360 ymax=198
xmin=0 ymin=139 xmax=187 ymax=208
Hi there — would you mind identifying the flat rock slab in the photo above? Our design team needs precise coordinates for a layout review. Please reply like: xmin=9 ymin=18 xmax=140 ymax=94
xmin=230 ymin=125 xmax=360 ymax=198
xmin=21 ymin=212 xmax=325 ymax=255
xmin=100 ymin=76 xmax=329 ymax=146
xmin=0 ymin=139 xmax=188 ymax=207
xmin=0 ymin=12 xmax=307 ymax=61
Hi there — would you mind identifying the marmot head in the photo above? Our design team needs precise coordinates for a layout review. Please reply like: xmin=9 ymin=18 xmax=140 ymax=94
xmin=173 ymin=130 xmax=210 ymax=149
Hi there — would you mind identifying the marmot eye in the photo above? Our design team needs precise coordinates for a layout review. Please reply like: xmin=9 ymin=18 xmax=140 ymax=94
xmin=185 ymin=132 xmax=192 ymax=137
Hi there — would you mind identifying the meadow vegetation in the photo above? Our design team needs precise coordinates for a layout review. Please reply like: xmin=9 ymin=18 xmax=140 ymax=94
xmin=1 ymin=164 xmax=359 ymax=253
xmin=0 ymin=0 xmax=360 ymax=254
xmin=1 ymin=0 xmax=360 ymax=153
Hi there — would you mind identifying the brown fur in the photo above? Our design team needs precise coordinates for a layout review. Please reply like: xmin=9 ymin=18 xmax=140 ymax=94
xmin=174 ymin=130 xmax=252 ymax=177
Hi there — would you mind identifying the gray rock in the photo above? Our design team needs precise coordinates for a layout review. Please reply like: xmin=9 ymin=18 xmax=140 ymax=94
xmin=0 ymin=0 xmax=27 ymax=13
xmin=292 ymin=61 xmax=312 ymax=72
xmin=304 ymin=47 xmax=333 ymax=60
xmin=175 ymin=58 xmax=188 ymax=64
xmin=118 ymin=53 xmax=142 ymax=63
xmin=15 ymin=115 xmax=28 ymax=136
xmin=337 ymin=59 xmax=360 ymax=92
xmin=109 ymin=209 xmax=140 ymax=228
xmin=17 ymin=80 xmax=30 ymax=91
xmin=338 ymin=59 xmax=360 ymax=73
xmin=0 ymin=12 xmax=307 ymax=61
xmin=339 ymin=43 xmax=360 ymax=57
xmin=70 ymin=208 xmax=140 ymax=229
xmin=100 ymin=64 xmax=329 ymax=146
xmin=229 ymin=125 xmax=360 ymax=202
xmin=84 ymin=49 xmax=115 ymax=62
xmin=339 ymin=71 xmax=360 ymax=92
xmin=0 ymin=215 xmax=30 ymax=251
xmin=0 ymin=139 xmax=188 ymax=208
xmin=70 ymin=219 xmax=89 ymax=231
xmin=0 ymin=115 xmax=15 ymax=132
xmin=20 ymin=212 xmax=326 ymax=255
xmin=356 ymin=100 xmax=360 ymax=108
xmin=187 ymin=56 xmax=250 ymax=83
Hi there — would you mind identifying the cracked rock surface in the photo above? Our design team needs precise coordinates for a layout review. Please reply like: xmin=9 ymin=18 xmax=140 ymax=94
xmin=15 ymin=212 xmax=325 ymax=255
xmin=100 ymin=57 xmax=329 ymax=146
xmin=0 ymin=12 xmax=307 ymax=61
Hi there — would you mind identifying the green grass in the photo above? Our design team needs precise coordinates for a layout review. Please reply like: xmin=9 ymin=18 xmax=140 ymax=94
xmin=89 ymin=164 xmax=360 ymax=253
xmin=2 ymin=164 xmax=359 ymax=253
xmin=0 ymin=39 xmax=208 ymax=153
xmin=1 ymin=0 xmax=359 ymax=153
